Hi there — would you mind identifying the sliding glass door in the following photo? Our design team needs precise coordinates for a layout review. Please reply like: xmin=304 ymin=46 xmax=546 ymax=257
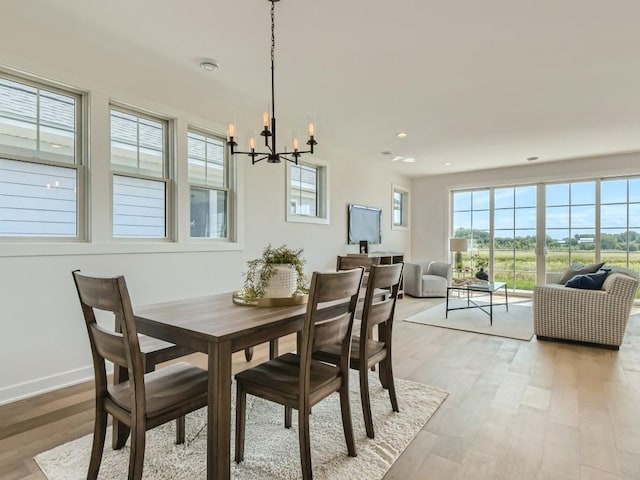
xmin=451 ymin=174 xmax=640 ymax=295
xmin=600 ymin=177 xmax=640 ymax=271
xmin=494 ymin=185 xmax=537 ymax=290
xmin=544 ymin=181 xmax=597 ymax=275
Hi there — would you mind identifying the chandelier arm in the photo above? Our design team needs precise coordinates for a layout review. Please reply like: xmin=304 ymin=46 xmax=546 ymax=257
xmin=279 ymin=155 xmax=299 ymax=165
xmin=228 ymin=0 xmax=316 ymax=165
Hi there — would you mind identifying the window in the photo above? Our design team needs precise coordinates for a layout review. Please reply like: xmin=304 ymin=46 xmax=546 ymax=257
xmin=187 ymin=129 xmax=229 ymax=239
xmin=452 ymin=176 xmax=640 ymax=295
xmin=110 ymin=107 xmax=169 ymax=238
xmin=286 ymin=159 xmax=329 ymax=224
xmin=0 ymin=74 xmax=83 ymax=237
xmin=392 ymin=184 xmax=409 ymax=229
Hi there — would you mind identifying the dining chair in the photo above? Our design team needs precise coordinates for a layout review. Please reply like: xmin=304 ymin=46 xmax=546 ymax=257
xmin=314 ymin=263 xmax=404 ymax=439
xmin=234 ymin=268 xmax=364 ymax=480
xmin=112 ymin=325 xmax=194 ymax=449
xmin=72 ymin=271 xmax=209 ymax=480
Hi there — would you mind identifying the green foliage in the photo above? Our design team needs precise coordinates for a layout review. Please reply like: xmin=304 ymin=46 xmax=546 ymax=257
xmin=243 ymin=244 xmax=308 ymax=300
xmin=454 ymin=228 xmax=640 ymax=252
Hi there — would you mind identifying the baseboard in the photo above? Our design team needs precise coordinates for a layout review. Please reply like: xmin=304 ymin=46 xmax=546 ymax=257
xmin=0 ymin=365 xmax=97 ymax=406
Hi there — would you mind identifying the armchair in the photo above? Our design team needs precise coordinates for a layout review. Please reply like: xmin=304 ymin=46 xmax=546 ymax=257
xmin=403 ymin=261 xmax=452 ymax=298
xmin=534 ymin=269 xmax=639 ymax=349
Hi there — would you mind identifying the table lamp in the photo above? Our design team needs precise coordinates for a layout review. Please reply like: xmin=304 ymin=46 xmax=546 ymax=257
xmin=449 ymin=238 xmax=469 ymax=270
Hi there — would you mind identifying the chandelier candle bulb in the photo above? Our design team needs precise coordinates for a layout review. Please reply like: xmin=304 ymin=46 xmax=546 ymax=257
xmin=308 ymin=122 xmax=315 ymax=137
xmin=249 ymin=136 xmax=257 ymax=150
xmin=262 ymin=112 xmax=269 ymax=128
xmin=227 ymin=123 xmax=236 ymax=139
xmin=293 ymin=138 xmax=299 ymax=151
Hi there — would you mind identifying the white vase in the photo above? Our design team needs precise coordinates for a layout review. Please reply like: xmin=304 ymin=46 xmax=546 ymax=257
xmin=263 ymin=264 xmax=297 ymax=298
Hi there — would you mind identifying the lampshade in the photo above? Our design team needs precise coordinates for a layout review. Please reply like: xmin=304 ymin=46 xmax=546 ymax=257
xmin=449 ymin=238 xmax=469 ymax=252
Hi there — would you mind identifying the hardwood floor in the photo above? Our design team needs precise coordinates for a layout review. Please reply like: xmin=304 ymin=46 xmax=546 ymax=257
xmin=1 ymin=297 xmax=639 ymax=479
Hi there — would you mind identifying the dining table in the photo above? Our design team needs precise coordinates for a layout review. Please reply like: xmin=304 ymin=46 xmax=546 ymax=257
xmin=133 ymin=290 xmax=363 ymax=480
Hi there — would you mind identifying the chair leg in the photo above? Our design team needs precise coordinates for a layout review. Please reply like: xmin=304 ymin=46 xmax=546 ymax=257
xmin=298 ymin=407 xmax=313 ymax=480
xmin=235 ymin=383 xmax=246 ymax=463
xmin=175 ymin=416 xmax=186 ymax=444
xmin=284 ymin=406 xmax=292 ymax=429
xmin=112 ymin=421 xmax=131 ymax=450
xmin=359 ymin=367 xmax=375 ymax=439
xmin=244 ymin=347 xmax=254 ymax=361
xmin=383 ymin=359 xmax=399 ymax=412
xmin=87 ymin=406 xmax=108 ymax=480
xmin=128 ymin=424 xmax=145 ymax=480
xmin=339 ymin=382 xmax=357 ymax=456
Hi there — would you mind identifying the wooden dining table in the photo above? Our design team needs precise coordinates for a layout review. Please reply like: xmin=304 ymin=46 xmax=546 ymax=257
xmin=133 ymin=292 xmax=317 ymax=480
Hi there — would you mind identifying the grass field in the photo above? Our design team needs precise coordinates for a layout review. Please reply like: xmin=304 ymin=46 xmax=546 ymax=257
xmin=465 ymin=250 xmax=640 ymax=296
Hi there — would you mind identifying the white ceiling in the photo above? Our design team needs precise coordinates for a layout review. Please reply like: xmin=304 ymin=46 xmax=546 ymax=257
xmin=3 ymin=0 xmax=640 ymax=177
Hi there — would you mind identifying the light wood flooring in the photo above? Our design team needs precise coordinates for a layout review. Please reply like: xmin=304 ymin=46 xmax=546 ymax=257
xmin=1 ymin=296 xmax=639 ymax=480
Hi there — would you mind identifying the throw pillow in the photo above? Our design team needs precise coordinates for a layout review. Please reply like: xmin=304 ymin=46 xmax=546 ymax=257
xmin=559 ymin=262 xmax=605 ymax=284
xmin=565 ymin=271 xmax=608 ymax=290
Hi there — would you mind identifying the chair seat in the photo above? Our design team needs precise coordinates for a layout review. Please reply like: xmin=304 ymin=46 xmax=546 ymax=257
xmin=314 ymin=336 xmax=386 ymax=369
xmin=235 ymin=353 xmax=341 ymax=404
xmin=108 ymin=362 xmax=208 ymax=418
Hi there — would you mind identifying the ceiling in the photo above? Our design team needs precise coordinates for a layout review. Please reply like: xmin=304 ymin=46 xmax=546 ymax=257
xmin=3 ymin=0 xmax=640 ymax=177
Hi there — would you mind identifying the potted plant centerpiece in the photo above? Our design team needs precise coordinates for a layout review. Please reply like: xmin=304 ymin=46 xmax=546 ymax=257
xmin=237 ymin=244 xmax=308 ymax=305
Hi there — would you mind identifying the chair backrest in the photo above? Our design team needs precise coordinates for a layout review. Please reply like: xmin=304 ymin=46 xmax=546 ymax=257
xmin=360 ymin=263 xmax=404 ymax=349
xmin=72 ymin=271 xmax=146 ymax=413
xmin=299 ymin=268 xmax=364 ymax=400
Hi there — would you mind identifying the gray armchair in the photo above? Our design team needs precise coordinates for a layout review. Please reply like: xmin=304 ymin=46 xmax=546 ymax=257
xmin=404 ymin=261 xmax=452 ymax=297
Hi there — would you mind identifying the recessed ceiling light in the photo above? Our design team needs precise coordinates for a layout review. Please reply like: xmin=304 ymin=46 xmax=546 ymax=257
xmin=200 ymin=60 xmax=220 ymax=72
xmin=402 ymin=157 xmax=415 ymax=163
xmin=527 ymin=156 xmax=539 ymax=161
xmin=391 ymin=156 xmax=404 ymax=162
xmin=396 ymin=132 xmax=408 ymax=138
xmin=443 ymin=162 xmax=452 ymax=166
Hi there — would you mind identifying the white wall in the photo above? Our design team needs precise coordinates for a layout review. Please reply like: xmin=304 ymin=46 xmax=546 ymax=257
xmin=411 ymin=152 xmax=640 ymax=263
xmin=0 ymin=16 xmax=411 ymax=404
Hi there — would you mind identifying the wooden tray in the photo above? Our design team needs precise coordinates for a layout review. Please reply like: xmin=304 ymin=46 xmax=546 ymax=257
xmin=232 ymin=291 xmax=308 ymax=307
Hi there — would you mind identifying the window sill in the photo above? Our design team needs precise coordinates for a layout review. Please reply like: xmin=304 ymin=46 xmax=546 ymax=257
xmin=0 ymin=240 xmax=243 ymax=258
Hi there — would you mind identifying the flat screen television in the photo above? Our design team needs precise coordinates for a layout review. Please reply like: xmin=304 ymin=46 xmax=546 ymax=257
xmin=348 ymin=204 xmax=382 ymax=245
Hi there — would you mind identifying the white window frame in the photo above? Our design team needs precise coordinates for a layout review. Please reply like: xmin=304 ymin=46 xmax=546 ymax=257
xmin=109 ymin=104 xmax=172 ymax=240
xmin=285 ymin=157 xmax=329 ymax=225
xmin=0 ymin=71 xmax=86 ymax=241
xmin=187 ymin=126 xmax=233 ymax=240
xmin=391 ymin=183 xmax=410 ymax=230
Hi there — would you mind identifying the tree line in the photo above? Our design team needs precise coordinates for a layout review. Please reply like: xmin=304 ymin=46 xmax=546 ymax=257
xmin=454 ymin=228 xmax=639 ymax=251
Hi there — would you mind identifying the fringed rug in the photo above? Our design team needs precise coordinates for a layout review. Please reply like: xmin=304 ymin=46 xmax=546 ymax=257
xmin=35 ymin=372 xmax=447 ymax=479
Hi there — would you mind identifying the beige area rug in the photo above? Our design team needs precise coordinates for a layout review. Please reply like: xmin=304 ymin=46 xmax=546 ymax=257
xmin=35 ymin=372 xmax=447 ymax=480
xmin=404 ymin=299 xmax=534 ymax=341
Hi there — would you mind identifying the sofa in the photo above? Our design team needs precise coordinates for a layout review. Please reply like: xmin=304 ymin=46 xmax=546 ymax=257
xmin=533 ymin=266 xmax=639 ymax=349
xmin=403 ymin=261 xmax=452 ymax=297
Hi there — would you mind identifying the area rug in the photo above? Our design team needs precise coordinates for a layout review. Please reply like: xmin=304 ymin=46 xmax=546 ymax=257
xmin=404 ymin=299 xmax=534 ymax=341
xmin=35 ymin=372 xmax=447 ymax=480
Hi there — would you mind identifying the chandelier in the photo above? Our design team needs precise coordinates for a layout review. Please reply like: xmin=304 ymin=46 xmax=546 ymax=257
xmin=226 ymin=0 xmax=317 ymax=165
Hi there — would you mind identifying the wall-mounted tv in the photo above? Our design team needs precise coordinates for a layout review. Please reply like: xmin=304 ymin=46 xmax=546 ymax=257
xmin=348 ymin=204 xmax=382 ymax=245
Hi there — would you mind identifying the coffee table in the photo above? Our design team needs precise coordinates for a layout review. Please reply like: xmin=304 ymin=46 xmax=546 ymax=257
xmin=446 ymin=281 xmax=508 ymax=325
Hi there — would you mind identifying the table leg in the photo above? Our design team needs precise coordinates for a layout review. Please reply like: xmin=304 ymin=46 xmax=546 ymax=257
xmin=208 ymin=341 xmax=232 ymax=480
xmin=445 ymin=289 xmax=450 ymax=318
xmin=489 ymin=290 xmax=493 ymax=326
xmin=504 ymin=284 xmax=509 ymax=311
